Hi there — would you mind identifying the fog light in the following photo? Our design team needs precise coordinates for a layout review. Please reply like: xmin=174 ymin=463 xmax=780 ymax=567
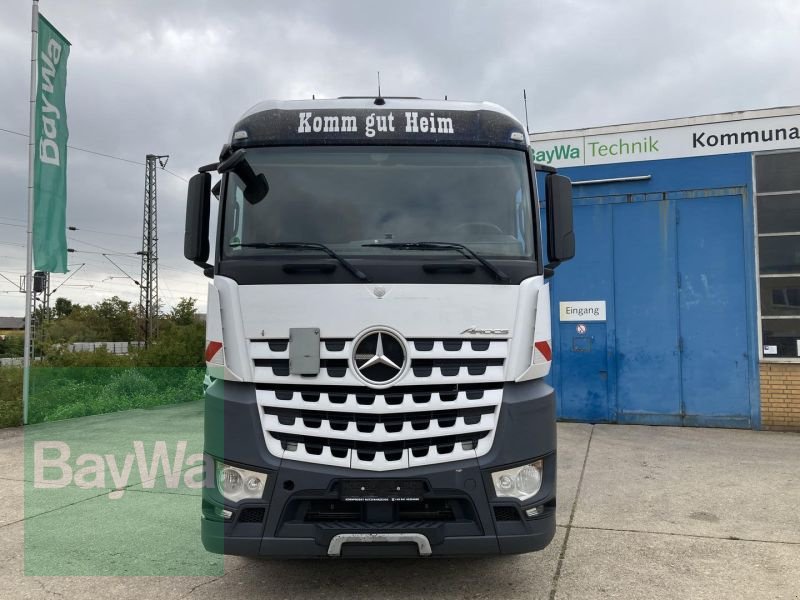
xmin=215 ymin=461 xmax=268 ymax=503
xmin=245 ymin=476 xmax=263 ymax=493
xmin=497 ymin=474 xmax=514 ymax=491
xmin=491 ymin=460 xmax=543 ymax=501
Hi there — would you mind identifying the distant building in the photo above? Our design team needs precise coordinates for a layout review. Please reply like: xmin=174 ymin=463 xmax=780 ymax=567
xmin=0 ymin=317 xmax=24 ymax=331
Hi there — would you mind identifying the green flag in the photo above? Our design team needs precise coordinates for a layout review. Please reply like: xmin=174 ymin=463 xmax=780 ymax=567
xmin=33 ymin=14 xmax=70 ymax=273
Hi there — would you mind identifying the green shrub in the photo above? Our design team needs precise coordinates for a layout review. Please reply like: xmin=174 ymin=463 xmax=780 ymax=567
xmin=133 ymin=322 xmax=205 ymax=368
xmin=0 ymin=334 xmax=24 ymax=358
xmin=42 ymin=346 xmax=132 ymax=368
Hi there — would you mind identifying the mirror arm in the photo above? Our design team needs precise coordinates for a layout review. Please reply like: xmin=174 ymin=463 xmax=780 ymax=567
xmin=193 ymin=260 xmax=213 ymax=279
xmin=544 ymin=261 xmax=561 ymax=279
xmin=198 ymin=162 xmax=219 ymax=173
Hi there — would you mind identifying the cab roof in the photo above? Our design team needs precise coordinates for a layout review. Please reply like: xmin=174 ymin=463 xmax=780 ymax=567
xmin=227 ymin=97 xmax=529 ymax=151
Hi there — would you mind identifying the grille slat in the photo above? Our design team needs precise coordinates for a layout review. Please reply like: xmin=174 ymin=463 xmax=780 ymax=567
xmin=253 ymin=366 xmax=505 ymax=386
xmin=265 ymin=413 xmax=495 ymax=443
xmin=257 ymin=388 xmax=501 ymax=414
xmin=272 ymin=430 xmax=489 ymax=454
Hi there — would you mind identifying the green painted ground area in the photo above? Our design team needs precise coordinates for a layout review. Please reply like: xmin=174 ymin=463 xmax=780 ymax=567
xmin=24 ymin=392 xmax=223 ymax=576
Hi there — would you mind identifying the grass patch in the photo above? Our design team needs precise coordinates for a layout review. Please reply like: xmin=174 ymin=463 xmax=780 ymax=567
xmin=29 ymin=367 xmax=204 ymax=423
xmin=0 ymin=367 xmax=23 ymax=428
xmin=0 ymin=365 xmax=204 ymax=426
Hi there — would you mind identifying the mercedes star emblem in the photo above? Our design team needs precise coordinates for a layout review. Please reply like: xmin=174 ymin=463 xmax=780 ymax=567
xmin=353 ymin=330 xmax=407 ymax=385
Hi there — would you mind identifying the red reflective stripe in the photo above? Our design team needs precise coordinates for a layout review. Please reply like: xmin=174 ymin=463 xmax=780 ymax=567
xmin=205 ymin=341 xmax=223 ymax=362
xmin=534 ymin=341 xmax=552 ymax=362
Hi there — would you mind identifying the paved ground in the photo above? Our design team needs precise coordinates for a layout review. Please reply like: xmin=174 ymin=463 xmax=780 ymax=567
xmin=0 ymin=405 xmax=798 ymax=599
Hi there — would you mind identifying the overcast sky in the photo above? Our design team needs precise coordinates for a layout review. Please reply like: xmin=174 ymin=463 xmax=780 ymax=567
xmin=1 ymin=0 xmax=799 ymax=317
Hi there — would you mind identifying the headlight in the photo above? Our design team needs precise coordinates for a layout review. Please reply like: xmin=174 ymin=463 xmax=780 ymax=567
xmin=215 ymin=461 xmax=268 ymax=503
xmin=491 ymin=460 xmax=543 ymax=501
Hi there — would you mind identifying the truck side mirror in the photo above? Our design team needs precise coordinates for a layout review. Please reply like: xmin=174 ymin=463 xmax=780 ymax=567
xmin=545 ymin=173 xmax=575 ymax=267
xmin=217 ymin=149 xmax=269 ymax=204
xmin=184 ymin=172 xmax=211 ymax=270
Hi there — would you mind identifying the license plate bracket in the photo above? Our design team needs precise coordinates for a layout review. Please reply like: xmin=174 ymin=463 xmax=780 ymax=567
xmin=339 ymin=479 xmax=426 ymax=502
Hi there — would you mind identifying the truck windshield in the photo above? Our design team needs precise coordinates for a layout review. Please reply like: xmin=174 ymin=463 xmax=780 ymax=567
xmin=222 ymin=146 xmax=535 ymax=260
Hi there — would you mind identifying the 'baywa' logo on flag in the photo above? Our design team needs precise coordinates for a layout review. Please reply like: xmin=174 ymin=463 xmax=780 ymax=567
xmin=33 ymin=14 xmax=71 ymax=273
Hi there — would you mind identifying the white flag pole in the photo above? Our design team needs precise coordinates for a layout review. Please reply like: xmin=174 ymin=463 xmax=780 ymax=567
xmin=23 ymin=0 xmax=39 ymax=425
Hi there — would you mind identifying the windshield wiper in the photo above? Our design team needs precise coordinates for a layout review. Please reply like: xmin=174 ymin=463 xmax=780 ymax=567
xmin=363 ymin=242 xmax=510 ymax=283
xmin=231 ymin=242 xmax=370 ymax=282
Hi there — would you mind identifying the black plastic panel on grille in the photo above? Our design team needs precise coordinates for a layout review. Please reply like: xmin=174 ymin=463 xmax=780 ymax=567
xmin=238 ymin=507 xmax=266 ymax=523
xmin=411 ymin=339 xmax=498 ymax=352
xmin=410 ymin=358 xmax=504 ymax=377
xmin=493 ymin=506 xmax=521 ymax=522
xmin=254 ymin=359 xmax=348 ymax=378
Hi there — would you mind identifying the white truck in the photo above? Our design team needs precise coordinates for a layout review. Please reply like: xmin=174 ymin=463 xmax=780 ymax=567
xmin=184 ymin=97 xmax=575 ymax=557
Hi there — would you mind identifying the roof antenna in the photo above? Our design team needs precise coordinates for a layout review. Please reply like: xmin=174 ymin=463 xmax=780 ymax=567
xmin=374 ymin=71 xmax=385 ymax=105
xmin=523 ymin=89 xmax=531 ymax=133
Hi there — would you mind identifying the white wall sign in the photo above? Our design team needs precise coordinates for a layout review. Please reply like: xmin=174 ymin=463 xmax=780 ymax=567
xmin=560 ymin=301 xmax=606 ymax=322
xmin=763 ymin=345 xmax=778 ymax=356
xmin=531 ymin=112 xmax=800 ymax=168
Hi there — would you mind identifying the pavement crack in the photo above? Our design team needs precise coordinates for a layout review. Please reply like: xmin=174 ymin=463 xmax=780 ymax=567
xmin=32 ymin=578 xmax=65 ymax=598
xmin=549 ymin=424 xmax=594 ymax=600
xmin=178 ymin=562 xmax=250 ymax=599
xmin=568 ymin=524 xmax=800 ymax=546
xmin=0 ymin=489 xmax=114 ymax=530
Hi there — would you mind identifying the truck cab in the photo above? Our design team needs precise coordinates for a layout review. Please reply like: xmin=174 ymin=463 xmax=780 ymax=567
xmin=184 ymin=97 xmax=575 ymax=557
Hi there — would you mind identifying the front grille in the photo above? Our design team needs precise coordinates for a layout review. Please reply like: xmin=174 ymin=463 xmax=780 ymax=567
xmin=298 ymin=499 xmax=460 ymax=523
xmin=252 ymin=336 xmax=507 ymax=471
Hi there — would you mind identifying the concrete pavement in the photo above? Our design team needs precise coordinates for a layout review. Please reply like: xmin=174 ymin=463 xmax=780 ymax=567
xmin=0 ymin=406 xmax=797 ymax=599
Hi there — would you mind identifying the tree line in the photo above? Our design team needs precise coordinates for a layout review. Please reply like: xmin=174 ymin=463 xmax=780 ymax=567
xmin=0 ymin=296 xmax=205 ymax=367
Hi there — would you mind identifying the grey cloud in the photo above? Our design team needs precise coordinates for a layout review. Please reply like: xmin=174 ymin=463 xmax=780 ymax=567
xmin=1 ymin=0 xmax=799 ymax=315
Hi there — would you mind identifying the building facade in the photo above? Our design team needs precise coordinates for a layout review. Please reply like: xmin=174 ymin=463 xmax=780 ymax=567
xmin=531 ymin=106 xmax=800 ymax=431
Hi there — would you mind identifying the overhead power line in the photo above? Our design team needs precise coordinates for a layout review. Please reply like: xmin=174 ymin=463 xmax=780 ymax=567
xmin=0 ymin=126 xmax=188 ymax=181
xmin=0 ymin=127 xmax=26 ymax=139
xmin=67 ymin=225 xmax=139 ymax=240
xmin=2 ymin=219 xmax=143 ymax=241
xmin=103 ymin=254 xmax=140 ymax=287
xmin=50 ymin=264 xmax=86 ymax=295
xmin=68 ymin=235 xmax=138 ymax=255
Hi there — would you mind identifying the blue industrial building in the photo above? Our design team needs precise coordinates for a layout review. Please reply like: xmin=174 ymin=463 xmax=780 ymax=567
xmin=531 ymin=106 xmax=800 ymax=430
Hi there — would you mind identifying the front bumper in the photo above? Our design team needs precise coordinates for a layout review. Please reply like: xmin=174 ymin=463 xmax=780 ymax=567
xmin=201 ymin=379 xmax=556 ymax=557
